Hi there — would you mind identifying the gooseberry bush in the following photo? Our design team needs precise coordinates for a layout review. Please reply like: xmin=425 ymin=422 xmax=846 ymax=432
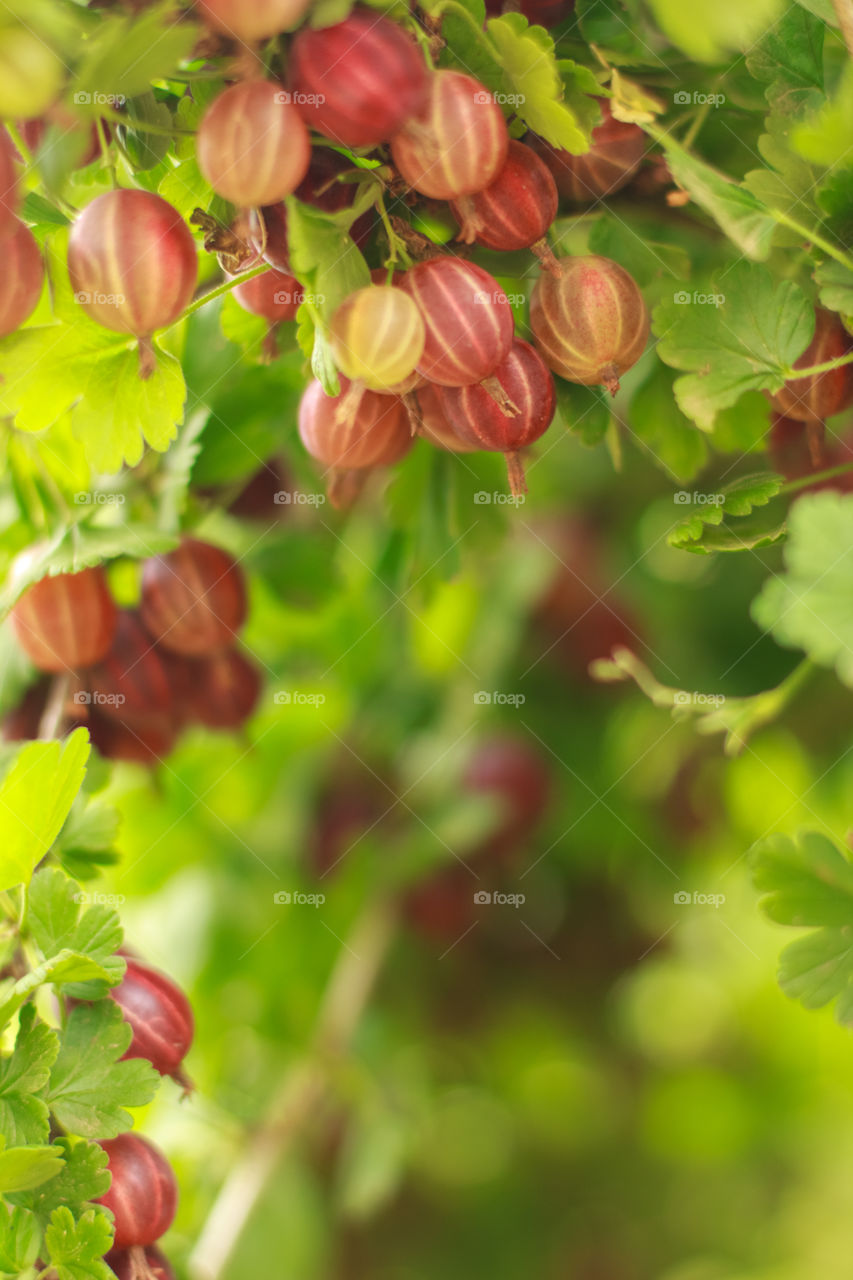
xmin=1 ymin=0 xmax=853 ymax=1276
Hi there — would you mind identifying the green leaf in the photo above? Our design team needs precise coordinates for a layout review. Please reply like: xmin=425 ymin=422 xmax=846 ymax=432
xmin=0 ymin=952 xmax=115 ymax=1032
xmin=0 ymin=1007 xmax=58 ymax=1145
xmin=752 ymin=831 xmax=853 ymax=1024
xmin=745 ymin=9 xmax=825 ymax=116
xmin=285 ymin=197 xmax=370 ymax=326
xmin=27 ymin=868 xmax=124 ymax=986
xmin=667 ymin=472 xmax=784 ymax=552
xmin=44 ymin=1206 xmax=113 ymax=1280
xmin=10 ymin=1139 xmax=110 ymax=1225
xmin=0 ymin=1206 xmax=41 ymax=1275
xmin=792 ymin=64 xmax=853 ymax=168
xmin=0 ymin=1145 xmax=64 ymax=1194
xmin=0 ymin=732 xmax=90 ymax=894
xmin=655 ymin=138 xmax=779 ymax=260
xmin=752 ymin=491 xmax=853 ymax=686
xmin=815 ymin=259 xmax=853 ymax=321
xmin=645 ymin=0 xmax=783 ymax=62
xmin=553 ymin=377 xmax=611 ymax=446
xmin=71 ymin=344 xmax=188 ymax=474
xmin=628 ymin=362 xmax=708 ymax=483
xmin=117 ymin=92 xmax=173 ymax=171
xmin=73 ymin=0 xmax=199 ymax=105
xmin=653 ymin=263 xmax=814 ymax=429
xmin=47 ymin=1002 xmax=159 ymax=1139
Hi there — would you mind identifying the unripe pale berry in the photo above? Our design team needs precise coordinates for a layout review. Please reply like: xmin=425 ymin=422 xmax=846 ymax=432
xmin=0 ymin=27 xmax=64 ymax=120
xmin=196 ymin=0 xmax=311 ymax=41
xmin=67 ymin=191 xmax=197 ymax=351
xmin=10 ymin=567 xmax=117 ymax=673
xmin=770 ymin=307 xmax=853 ymax=424
xmin=436 ymin=338 xmax=556 ymax=493
xmin=391 ymin=70 xmax=509 ymax=200
xmin=399 ymin=257 xmax=514 ymax=388
xmin=289 ymin=10 xmax=429 ymax=148
xmin=0 ymin=218 xmax=43 ymax=337
xmin=197 ymin=81 xmax=311 ymax=208
xmin=139 ymin=539 xmax=247 ymax=657
xmin=529 ymin=101 xmax=645 ymax=204
xmin=329 ymin=286 xmax=425 ymax=391
xmin=530 ymin=254 xmax=649 ymax=395
xmin=96 ymin=1134 xmax=177 ymax=1250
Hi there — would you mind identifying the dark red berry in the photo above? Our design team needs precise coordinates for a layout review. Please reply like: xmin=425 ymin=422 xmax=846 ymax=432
xmin=2 ymin=679 xmax=49 ymax=742
xmin=399 ymin=257 xmax=514 ymax=388
xmin=232 ymin=267 xmax=303 ymax=322
xmin=409 ymin=383 xmax=476 ymax=452
xmin=405 ymin=865 xmax=477 ymax=941
xmin=769 ymin=307 xmax=853 ymax=424
xmin=529 ymin=100 xmax=645 ymax=203
xmin=139 ymin=539 xmax=247 ymax=658
xmin=289 ymin=10 xmax=429 ymax=148
xmin=462 ymin=735 xmax=550 ymax=861
xmin=10 ymin=567 xmax=117 ymax=673
xmin=436 ymin=338 xmax=556 ymax=494
xmin=96 ymin=1133 xmax=177 ymax=1250
xmin=450 ymin=140 xmax=558 ymax=257
xmin=181 ymin=649 xmax=262 ymax=730
xmin=106 ymin=1245 xmax=175 ymax=1280
xmin=0 ymin=218 xmax=44 ymax=337
xmin=84 ymin=611 xmax=173 ymax=722
xmin=111 ymin=956 xmax=194 ymax=1078
xmin=87 ymin=710 xmax=178 ymax=766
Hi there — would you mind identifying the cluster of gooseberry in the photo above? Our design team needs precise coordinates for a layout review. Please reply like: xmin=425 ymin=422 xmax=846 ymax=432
xmin=4 ymin=538 xmax=259 ymax=764
xmin=95 ymin=953 xmax=193 ymax=1278
xmin=30 ymin=2 xmax=656 ymax=499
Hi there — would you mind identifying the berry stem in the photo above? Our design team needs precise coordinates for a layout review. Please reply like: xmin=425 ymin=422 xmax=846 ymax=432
xmin=480 ymin=374 xmax=520 ymax=417
xmin=532 ymin=238 xmax=562 ymax=277
xmin=600 ymin=363 xmax=621 ymax=397
xmin=505 ymin=450 xmax=527 ymax=497
xmin=37 ymin=674 xmax=70 ymax=741
xmin=782 ymin=350 xmax=853 ymax=380
xmin=138 ymin=335 xmax=156 ymax=380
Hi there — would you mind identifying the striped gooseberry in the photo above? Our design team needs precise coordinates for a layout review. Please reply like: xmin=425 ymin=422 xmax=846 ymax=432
xmin=299 ymin=378 xmax=412 ymax=505
xmin=390 ymin=70 xmax=509 ymax=200
xmin=0 ymin=127 xmax=19 ymax=238
xmin=399 ymin=257 xmax=514 ymax=396
xmin=196 ymin=0 xmax=310 ymax=41
xmin=769 ymin=307 xmax=853 ymax=424
xmin=408 ymin=383 xmax=476 ymax=452
xmin=0 ymin=218 xmax=43 ymax=337
xmin=111 ymin=956 xmax=194 ymax=1078
xmin=106 ymin=1246 xmax=175 ymax=1280
xmin=180 ymin=649 xmax=262 ymax=730
xmin=139 ymin=538 xmax=247 ymax=657
xmin=10 ymin=567 xmax=117 ymax=673
xmin=196 ymin=80 xmax=311 ymax=208
xmin=529 ymin=101 xmax=645 ymax=204
xmin=289 ymin=10 xmax=428 ymax=148
xmin=530 ymin=254 xmax=649 ymax=395
xmin=87 ymin=710 xmax=178 ymax=766
xmin=67 ymin=190 xmax=197 ymax=377
xmin=96 ymin=1134 xmax=177 ymax=1250
xmin=449 ymin=140 xmax=559 ymax=269
xmin=84 ymin=611 xmax=173 ymax=722
xmin=436 ymin=338 xmax=556 ymax=493
xmin=232 ymin=268 xmax=302 ymax=320
xmin=329 ymin=285 xmax=425 ymax=392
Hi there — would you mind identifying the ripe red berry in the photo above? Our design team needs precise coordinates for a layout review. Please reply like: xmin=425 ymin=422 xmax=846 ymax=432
xmin=529 ymin=101 xmax=645 ymax=203
xmin=436 ymin=338 xmax=556 ymax=493
xmin=180 ymin=649 xmax=262 ymax=730
xmin=449 ymin=140 xmax=558 ymax=261
xmin=329 ymin=285 xmax=425 ymax=392
xmin=0 ymin=127 xmax=19 ymax=239
xmin=106 ymin=1245 xmax=175 ymax=1280
xmin=391 ymin=70 xmax=509 ymax=200
xmin=409 ymin=383 xmax=476 ymax=452
xmin=289 ymin=10 xmax=429 ymax=148
xmin=399 ymin=257 xmax=514 ymax=389
xmin=10 ymin=567 xmax=117 ymax=673
xmin=299 ymin=378 xmax=413 ymax=472
xmin=462 ymin=735 xmax=550 ymax=861
xmin=96 ymin=1134 xmax=177 ymax=1250
xmin=0 ymin=218 xmax=43 ymax=337
xmin=405 ymin=865 xmax=477 ymax=941
xmin=197 ymin=81 xmax=311 ymax=208
xmin=67 ymin=191 xmax=197 ymax=374
xmin=232 ymin=267 xmax=303 ymax=323
xmin=111 ymin=956 xmax=194 ymax=1077
xmin=196 ymin=0 xmax=310 ymax=41
xmin=530 ymin=254 xmax=649 ymax=395
xmin=140 ymin=539 xmax=247 ymax=658
xmin=2 ymin=679 xmax=49 ymax=742
xmin=87 ymin=709 xmax=178 ymax=767
xmin=85 ymin=611 xmax=173 ymax=721
xmin=770 ymin=307 xmax=853 ymax=424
